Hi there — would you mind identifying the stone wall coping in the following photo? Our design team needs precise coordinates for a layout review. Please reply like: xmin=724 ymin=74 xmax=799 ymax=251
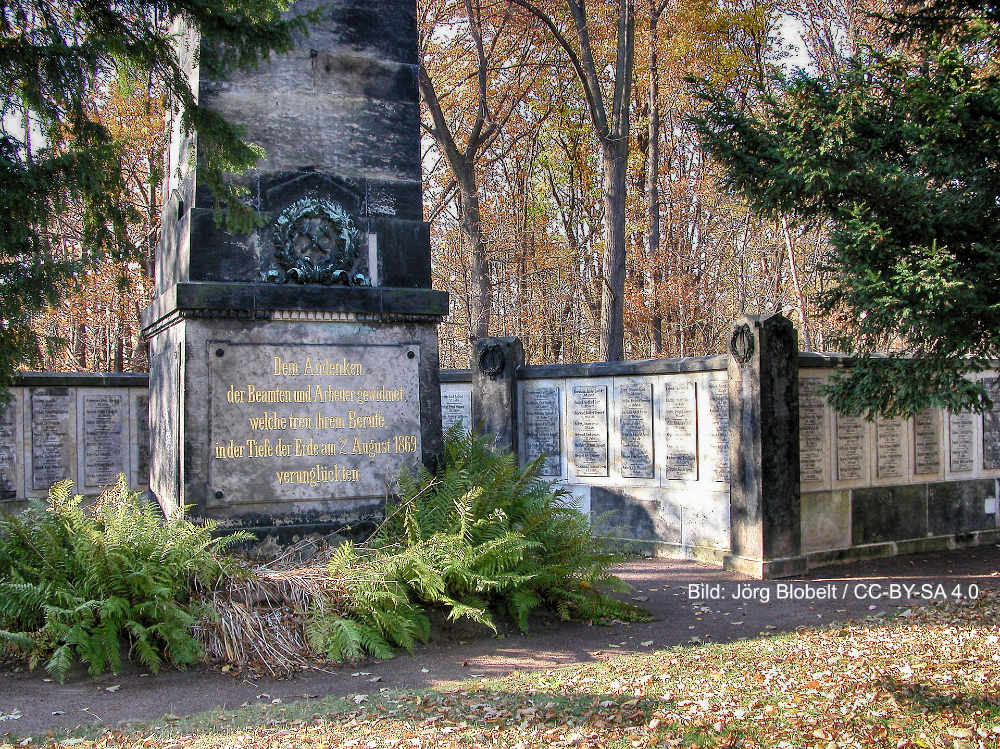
xmin=141 ymin=281 xmax=450 ymax=331
xmin=517 ymin=355 xmax=729 ymax=379
xmin=12 ymin=372 xmax=150 ymax=388
xmin=440 ymin=369 xmax=473 ymax=383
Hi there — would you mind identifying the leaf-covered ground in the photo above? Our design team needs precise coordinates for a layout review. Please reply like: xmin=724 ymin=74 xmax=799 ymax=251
xmin=4 ymin=591 xmax=999 ymax=748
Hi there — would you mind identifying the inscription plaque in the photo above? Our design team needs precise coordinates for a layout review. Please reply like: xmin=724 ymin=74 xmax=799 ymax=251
xmin=835 ymin=414 xmax=866 ymax=481
xmin=913 ymin=409 xmax=940 ymax=475
xmin=617 ymin=382 xmax=654 ymax=478
xmin=875 ymin=415 xmax=905 ymax=479
xmin=570 ymin=384 xmax=608 ymax=477
xmin=662 ymin=380 xmax=697 ymax=480
xmin=982 ymin=377 xmax=1000 ymax=470
xmin=949 ymin=410 xmax=975 ymax=473
xmin=209 ymin=342 xmax=421 ymax=502
xmin=83 ymin=394 xmax=126 ymax=488
xmin=440 ymin=388 xmax=472 ymax=433
xmin=799 ymin=378 xmax=827 ymax=483
xmin=522 ymin=386 xmax=561 ymax=476
xmin=707 ymin=381 xmax=730 ymax=482
xmin=31 ymin=389 xmax=73 ymax=491
xmin=134 ymin=394 xmax=151 ymax=485
xmin=0 ymin=397 xmax=17 ymax=499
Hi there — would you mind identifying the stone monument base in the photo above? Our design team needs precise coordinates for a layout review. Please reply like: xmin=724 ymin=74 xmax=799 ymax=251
xmin=142 ymin=281 xmax=447 ymax=534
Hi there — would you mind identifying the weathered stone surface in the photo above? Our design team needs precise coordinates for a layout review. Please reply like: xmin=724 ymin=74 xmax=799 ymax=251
xmin=798 ymin=376 xmax=828 ymax=484
xmin=207 ymin=342 xmax=421 ymax=504
xmin=569 ymin=383 xmax=609 ymax=477
xmin=440 ymin=384 xmax=472 ymax=433
xmin=131 ymin=391 xmax=151 ymax=488
xmin=875 ymin=415 xmax=905 ymax=480
xmin=28 ymin=388 xmax=76 ymax=493
xmin=852 ymin=485 xmax=927 ymax=544
xmin=79 ymin=391 xmax=128 ymax=490
xmin=835 ymin=414 xmax=867 ymax=482
xmin=0 ymin=391 xmax=22 ymax=500
xmin=982 ymin=377 xmax=1000 ymax=470
xmin=590 ymin=486 xmax=681 ymax=544
xmin=801 ymin=490 xmax=851 ymax=553
xmin=473 ymin=337 xmax=522 ymax=455
xmin=948 ymin=410 xmax=976 ymax=473
xmin=728 ymin=314 xmax=801 ymax=564
xmin=913 ymin=409 xmax=941 ymax=475
xmin=661 ymin=379 xmax=697 ymax=481
xmin=616 ymin=380 xmax=655 ymax=479
xmin=520 ymin=383 xmax=561 ymax=477
xmin=927 ymin=479 xmax=997 ymax=534
xmin=705 ymin=380 xmax=730 ymax=483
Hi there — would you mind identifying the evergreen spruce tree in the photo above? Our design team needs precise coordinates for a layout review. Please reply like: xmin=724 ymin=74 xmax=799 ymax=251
xmin=694 ymin=0 xmax=1000 ymax=418
xmin=0 ymin=1 xmax=313 ymax=394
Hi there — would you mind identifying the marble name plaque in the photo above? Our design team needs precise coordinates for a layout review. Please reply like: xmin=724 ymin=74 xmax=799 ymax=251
xmin=208 ymin=342 xmax=422 ymax=503
xmin=522 ymin=386 xmax=561 ymax=476
xmin=949 ymin=410 xmax=975 ymax=473
xmin=799 ymin=378 xmax=827 ymax=483
xmin=441 ymin=388 xmax=472 ymax=433
xmin=0 ymin=396 xmax=18 ymax=499
xmin=617 ymin=382 xmax=654 ymax=479
xmin=875 ymin=416 xmax=905 ymax=479
xmin=31 ymin=389 xmax=74 ymax=491
xmin=707 ymin=381 xmax=730 ymax=482
xmin=982 ymin=377 xmax=1000 ymax=470
xmin=913 ymin=409 xmax=941 ymax=475
xmin=83 ymin=393 xmax=126 ymax=488
xmin=570 ymin=384 xmax=608 ymax=477
xmin=662 ymin=380 xmax=697 ymax=480
xmin=836 ymin=414 xmax=866 ymax=482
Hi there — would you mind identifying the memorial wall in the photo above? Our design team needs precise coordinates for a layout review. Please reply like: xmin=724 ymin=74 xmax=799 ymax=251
xmin=798 ymin=359 xmax=1000 ymax=561
xmin=0 ymin=375 xmax=150 ymax=508
xmin=442 ymin=357 xmax=734 ymax=561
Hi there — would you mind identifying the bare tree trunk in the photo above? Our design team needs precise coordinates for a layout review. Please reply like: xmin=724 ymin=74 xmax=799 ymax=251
xmin=600 ymin=141 xmax=628 ymax=361
xmin=456 ymin=166 xmax=491 ymax=338
xmin=781 ymin=217 xmax=812 ymax=350
xmin=646 ymin=0 xmax=666 ymax=356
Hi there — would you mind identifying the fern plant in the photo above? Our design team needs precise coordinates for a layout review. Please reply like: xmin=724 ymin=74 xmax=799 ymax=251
xmin=312 ymin=426 xmax=648 ymax=661
xmin=0 ymin=476 xmax=249 ymax=681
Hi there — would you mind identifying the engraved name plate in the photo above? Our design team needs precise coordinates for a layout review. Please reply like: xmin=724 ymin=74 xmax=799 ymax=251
xmin=836 ymin=414 xmax=866 ymax=481
xmin=31 ymin=389 xmax=73 ymax=491
xmin=440 ymin=388 xmax=472 ymax=433
xmin=570 ymin=384 xmax=608 ymax=477
xmin=875 ymin=415 xmax=905 ymax=479
xmin=799 ymin=378 xmax=827 ymax=483
xmin=523 ymin=386 xmax=561 ymax=476
xmin=913 ymin=409 xmax=940 ymax=475
xmin=0 ymin=396 xmax=18 ymax=499
xmin=83 ymin=393 xmax=126 ymax=488
xmin=982 ymin=377 xmax=1000 ymax=470
xmin=134 ymin=394 xmax=151 ymax=485
xmin=707 ymin=381 xmax=730 ymax=482
xmin=617 ymin=382 xmax=654 ymax=479
xmin=662 ymin=380 xmax=697 ymax=480
xmin=949 ymin=410 xmax=975 ymax=473
xmin=209 ymin=342 xmax=422 ymax=503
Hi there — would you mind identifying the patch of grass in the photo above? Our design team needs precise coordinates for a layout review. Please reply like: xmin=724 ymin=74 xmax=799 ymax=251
xmin=5 ymin=590 xmax=999 ymax=748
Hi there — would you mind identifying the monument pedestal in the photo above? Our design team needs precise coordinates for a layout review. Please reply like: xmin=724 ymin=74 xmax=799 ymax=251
xmin=142 ymin=283 xmax=445 ymax=531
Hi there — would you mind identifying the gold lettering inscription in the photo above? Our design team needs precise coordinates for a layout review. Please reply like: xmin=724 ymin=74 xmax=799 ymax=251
xmin=274 ymin=464 xmax=360 ymax=486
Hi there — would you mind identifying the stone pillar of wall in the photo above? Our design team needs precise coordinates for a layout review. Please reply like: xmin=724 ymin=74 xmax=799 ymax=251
xmin=726 ymin=314 xmax=803 ymax=578
xmin=471 ymin=338 xmax=523 ymax=455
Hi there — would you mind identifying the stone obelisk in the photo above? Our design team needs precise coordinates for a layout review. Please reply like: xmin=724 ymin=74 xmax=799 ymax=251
xmin=142 ymin=0 xmax=447 ymax=536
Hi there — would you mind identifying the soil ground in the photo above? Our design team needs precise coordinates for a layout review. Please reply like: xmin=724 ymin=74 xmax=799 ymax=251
xmin=2 ymin=545 xmax=998 ymax=737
